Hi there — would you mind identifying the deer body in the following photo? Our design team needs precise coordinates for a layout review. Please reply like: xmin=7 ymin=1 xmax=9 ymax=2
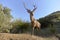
xmin=29 ymin=12 xmax=40 ymax=29
xmin=27 ymin=9 xmax=41 ymax=34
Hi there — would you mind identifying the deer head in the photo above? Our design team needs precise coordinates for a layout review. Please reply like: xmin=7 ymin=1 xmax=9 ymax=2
xmin=23 ymin=2 xmax=37 ymax=15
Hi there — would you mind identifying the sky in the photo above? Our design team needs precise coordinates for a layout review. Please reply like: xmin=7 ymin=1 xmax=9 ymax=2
xmin=0 ymin=0 xmax=60 ymax=21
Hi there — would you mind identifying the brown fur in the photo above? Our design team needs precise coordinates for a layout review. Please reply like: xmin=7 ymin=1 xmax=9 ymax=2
xmin=24 ymin=4 xmax=41 ymax=34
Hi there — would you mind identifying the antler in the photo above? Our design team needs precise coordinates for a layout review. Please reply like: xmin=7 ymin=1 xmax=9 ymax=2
xmin=32 ymin=5 xmax=37 ymax=12
xmin=23 ymin=2 xmax=28 ymax=10
xmin=23 ymin=2 xmax=37 ymax=13
xmin=23 ymin=2 xmax=31 ymax=13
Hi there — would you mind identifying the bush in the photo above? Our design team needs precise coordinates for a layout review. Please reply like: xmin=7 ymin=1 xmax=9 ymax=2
xmin=10 ymin=20 xmax=30 ymax=33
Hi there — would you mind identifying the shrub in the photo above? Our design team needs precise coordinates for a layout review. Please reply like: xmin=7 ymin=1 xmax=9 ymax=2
xmin=10 ymin=20 xmax=30 ymax=33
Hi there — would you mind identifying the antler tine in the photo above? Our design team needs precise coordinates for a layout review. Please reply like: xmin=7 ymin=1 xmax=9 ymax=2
xmin=32 ymin=5 xmax=37 ymax=12
xmin=23 ymin=2 xmax=31 ymax=13
xmin=23 ymin=2 xmax=28 ymax=10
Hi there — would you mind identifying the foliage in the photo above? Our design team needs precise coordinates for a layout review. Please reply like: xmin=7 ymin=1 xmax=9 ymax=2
xmin=38 ymin=11 xmax=60 ymax=35
xmin=49 ymin=24 xmax=56 ymax=34
xmin=0 ymin=4 xmax=12 ymax=32
xmin=10 ymin=19 xmax=30 ymax=33
xmin=38 ymin=11 xmax=60 ymax=29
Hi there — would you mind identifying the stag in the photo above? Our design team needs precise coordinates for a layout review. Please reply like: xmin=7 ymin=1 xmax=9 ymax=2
xmin=23 ymin=3 xmax=41 ymax=35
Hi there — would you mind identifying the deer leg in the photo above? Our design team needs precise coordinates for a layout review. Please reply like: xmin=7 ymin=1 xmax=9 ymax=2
xmin=37 ymin=28 xmax=39 ymax=31
xmin=32 ymin=27 xmax=34 ymax=35
xmin=31 ymin=27 xmax=34 ymax=35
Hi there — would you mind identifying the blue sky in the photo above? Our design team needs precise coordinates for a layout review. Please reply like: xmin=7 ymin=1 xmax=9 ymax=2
xmin=0 ymin=0 xmax=60 ymax=21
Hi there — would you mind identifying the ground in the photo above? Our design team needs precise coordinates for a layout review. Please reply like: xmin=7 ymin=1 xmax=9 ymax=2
xmin=0 ymin=33 xmax=58 ymax=40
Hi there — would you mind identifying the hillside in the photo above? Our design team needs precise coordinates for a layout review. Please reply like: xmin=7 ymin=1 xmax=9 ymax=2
xmin=37 ymin=11 xmax=60 ymax=37
xmin=0 ymin=33 xmax=58 ymax=40
xmin=45 ymin=11 xmax=60 ymax=22
xmin=38 ymin=11 xmax=60 ymax=27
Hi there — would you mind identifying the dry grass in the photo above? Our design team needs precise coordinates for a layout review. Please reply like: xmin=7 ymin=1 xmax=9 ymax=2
xmin=0 ymin=33 xmax=58 ymax=40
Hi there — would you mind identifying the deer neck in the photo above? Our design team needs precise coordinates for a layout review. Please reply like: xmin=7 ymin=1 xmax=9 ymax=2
xmin=30 ymin=14 xmax=35 ymax=22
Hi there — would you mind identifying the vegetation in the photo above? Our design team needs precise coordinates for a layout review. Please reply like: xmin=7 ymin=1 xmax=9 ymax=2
xmin=10 ymin=19 xmax=30 ymax=33
xmin=0 ymin=4 xmax=12 ymax=33
xmin=0 ymin=4 xmax=60 ymax=36
xmin=39 ymin=11 xmax=60 ymax=28
xmin=30 ymin=12 xmax=60 ymax=40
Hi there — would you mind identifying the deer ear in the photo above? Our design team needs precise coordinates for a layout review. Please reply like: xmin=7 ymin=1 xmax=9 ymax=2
xmin=27 ymin=9 xmax=30 ymax=13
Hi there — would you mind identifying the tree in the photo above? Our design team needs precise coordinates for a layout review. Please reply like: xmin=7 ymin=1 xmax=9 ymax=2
xmin=0 ymin=4 xmax=12 ymax=32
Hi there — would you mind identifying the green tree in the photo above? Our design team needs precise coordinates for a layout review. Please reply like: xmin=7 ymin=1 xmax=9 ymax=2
xmin=0 ymin=4 xmax=12 ymax=32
